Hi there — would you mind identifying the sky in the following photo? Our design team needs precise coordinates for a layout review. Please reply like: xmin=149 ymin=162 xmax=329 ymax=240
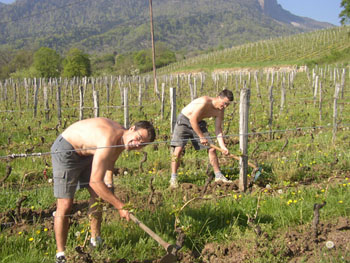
xmin=0 ymin=0 xmax=344 ymax=26
xmin=277 ymin=0 xmax=342 ymax=26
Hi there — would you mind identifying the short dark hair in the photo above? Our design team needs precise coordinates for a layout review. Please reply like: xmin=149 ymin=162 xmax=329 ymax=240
xmin=218 ymin=89 xmax=233 ymax=101
xmin=134 ymin=121 xmax=156 ymax=142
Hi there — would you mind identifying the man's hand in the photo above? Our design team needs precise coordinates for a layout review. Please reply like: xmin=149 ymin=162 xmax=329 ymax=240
xmin=221 ymin=146 xmax=229 ymax=155
xmin=118 ymin=209 xmax=130 ymax=221
xmin=200 ymin=137 xmax=209 ymax=146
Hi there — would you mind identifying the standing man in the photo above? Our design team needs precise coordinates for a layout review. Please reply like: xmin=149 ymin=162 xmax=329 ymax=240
xmin=51 ymin=118 xmax=155 ymax=263
xmin=170 ymin=89 xmax=233 ymax=188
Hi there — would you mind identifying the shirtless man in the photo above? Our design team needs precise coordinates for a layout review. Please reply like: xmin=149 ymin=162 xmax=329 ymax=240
xmin=51 ymin=118 xmax=155 ymax=263
xmin=170 ymin=89 xmax=233 ymax=188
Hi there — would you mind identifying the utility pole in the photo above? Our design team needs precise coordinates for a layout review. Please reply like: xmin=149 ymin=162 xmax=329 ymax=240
xmin=149 ymin=0 xmax=160 ymax=98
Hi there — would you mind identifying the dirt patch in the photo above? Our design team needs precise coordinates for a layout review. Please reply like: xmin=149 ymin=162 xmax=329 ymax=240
xmin=178 ymin=216 xmax=350 ymax=263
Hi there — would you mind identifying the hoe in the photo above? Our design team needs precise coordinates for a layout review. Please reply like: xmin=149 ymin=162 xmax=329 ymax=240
xmin=130 ymin=214 xmax=177 ymax=263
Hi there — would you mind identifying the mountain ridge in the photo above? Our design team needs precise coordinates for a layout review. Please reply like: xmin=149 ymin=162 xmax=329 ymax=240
xmin=0 ymin=0 xmax=335 ymax=55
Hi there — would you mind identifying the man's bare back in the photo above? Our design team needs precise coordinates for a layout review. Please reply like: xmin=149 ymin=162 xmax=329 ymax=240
xmin=62 ymin=118 xmax=124 ymax=157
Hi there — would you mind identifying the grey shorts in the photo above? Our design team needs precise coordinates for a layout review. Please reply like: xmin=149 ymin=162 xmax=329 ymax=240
xmin=170 ymin=113 xmax=213 ymax=150
xmin=51 ymin=135 xmax=93 ymax=199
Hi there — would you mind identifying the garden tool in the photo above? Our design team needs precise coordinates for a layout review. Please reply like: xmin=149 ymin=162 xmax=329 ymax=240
xmin=209 ymin=144 xmax=262 ymax=181
xmin=129 ymin=213 xmax=177 ymax=263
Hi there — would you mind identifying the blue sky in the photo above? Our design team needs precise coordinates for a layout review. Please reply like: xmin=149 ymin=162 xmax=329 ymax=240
xmin=277 ymin=0 xmax=342 ymax=25
xmin=0 ymin=0 xmax=344 ymax=26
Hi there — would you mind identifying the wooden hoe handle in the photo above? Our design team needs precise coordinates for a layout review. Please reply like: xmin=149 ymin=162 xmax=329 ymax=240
xmin=209 ymin=144 xmax=258 ymax=169
xmin=129 ymin=213 xmax=172 ymax=251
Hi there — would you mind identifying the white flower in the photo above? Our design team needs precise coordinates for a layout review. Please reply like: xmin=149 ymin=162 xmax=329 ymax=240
xmin=48 ymin=179 xmax=53 ymax=183
xmin=277 ymin=189 xmax=283 ymax=194
xmin=325 ymin=241 xmax=334 ymax=249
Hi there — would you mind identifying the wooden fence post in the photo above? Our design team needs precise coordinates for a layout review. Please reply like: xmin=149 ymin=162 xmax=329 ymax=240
xmin=319 ymin=81 xmax=322 ymax=123
xmin=33 ymin=78 xmax=39 ymax=118
xmin=16 ymin=82 xmax=22 ymax=111
xmin=138 ymin=82 xmax=143 ymax=106
xmin=124 ymin=87 xmax=129 ymax=129
xmin=193 ymin=76 xmax=197 ymax=99
xmin=313 ymin=75 xmax=319 ymax=106
xmin=106 ymin=77 xmax=110 ymax=105
xmin=280 ymin=73 xmax=286 ymax=113
xmin=170 ymin=87 xmax=176 ymax=134
xmin=268 ymin=85 xmax=274 ymax=140
xmin=239 ymin=88 xmax=250 ymax=192
xmin=332 ymin=83 xmax=341 ymax=144
xmin=118 ymin=77 xmax=124 ymax=106
xmin=13 ymin=82 xmax=17 ymax=105
xmin=79 ymin=86 xmax=84 ymax=120
xmin=161 ymin=83 xmax=165 ymax=120
xmin=200 ymin=72 xmax=204 ymax=94
xmin=43 ymin=85 xmax=50 ymax=121
xmin=93 ymin=90 xmax=99 ymax=118
xmin=188 ymin=74 xmax=194 ymax=101
xmin=340 ymin=68 xmax=346 ymax=99
xmin=0 ymin=81 xmax=3 ymax=103
xmin=57 ymin=86 xmax=62 ymax=125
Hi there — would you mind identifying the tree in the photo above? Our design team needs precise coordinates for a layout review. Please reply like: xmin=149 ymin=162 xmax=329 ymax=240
xmin=33 ymin=47 xmax=61 ymax=78
xmin=62 ymin=48 xmax=91 ymax=78
xmin=340 ymin=0 xmax=350 ymax=25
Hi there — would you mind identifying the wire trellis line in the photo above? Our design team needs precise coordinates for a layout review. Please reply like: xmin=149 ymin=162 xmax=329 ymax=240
xmin=1 ymin=123 xmax=350 ymax=160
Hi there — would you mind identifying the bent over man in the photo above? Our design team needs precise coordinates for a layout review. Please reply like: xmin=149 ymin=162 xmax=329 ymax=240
xmin=170 ymin=89 xmax=233 ymax=188
xmin=51 ymin=118 xmax=155 ymax=263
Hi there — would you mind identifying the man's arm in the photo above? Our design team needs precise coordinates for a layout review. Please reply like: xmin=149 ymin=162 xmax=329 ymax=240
xmin=89 ymin=148 xmax=129 ymax=220
xmin=215 ymin=111 xmax=229 ymax=154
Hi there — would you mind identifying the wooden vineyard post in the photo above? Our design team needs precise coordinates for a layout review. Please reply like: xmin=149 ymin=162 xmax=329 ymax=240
xmin=319 ymin=81 xmax=323 ymax=123
xmin=280 ymin=73 xmax=286 ymax=113
xmin=161 ymin=83 xmax=165 ymax=120
xmin=43 ymin=85 xmax=50 ymax=121
xmin=79 ymin=86 xmax=84 ymax=120
xmin=106 ymin=77 xmax=110 ymax=106
xmin=93 ymin=90 xmax=99 ymax=118
xmin=0 ymin=81 xmax=2 ymax=103
xmin=70 ymin=79 xmax=74 ymax=101
xmin=200 ymin=72 xmax=204 ymax=94
xmin=239 ymin=88 xmax=250 ymax=192
xmin=332 ymin=83 xmax=341 ymax=144
xmin=193 ymin=76 xmax=197 ymax=99
xmin=313 ymin=75 xmax=319 ymax=107
xmin=268 ymin=85 xmax=274 ymax=140
xmin=124 ymin=87 xmax=129 ymax=129
xmin=170 ymin=87 xmax=176 ymax=134
xmin=12 ymin=82 xmax=17 ymax=107
xmin=188 ymin=74 xmax=194 ymax=101
xmin=118 ymin=77 xmax=124 ymax=106
xmin=340 ymin=68 xmax=346 ymax=99
xmin=33 ymin=78 xmax=39 ymax=118
xmin=16 ymin=82 xmax=22 ymax=111
xmin=57 ymin=86 xmax=62 ymax=125
xmin=138 ymin=82 xmax=143 ymax=107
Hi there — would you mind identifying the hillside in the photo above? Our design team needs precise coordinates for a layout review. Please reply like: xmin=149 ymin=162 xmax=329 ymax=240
xmin=0 ymin=0 xmax=334 ymax=55
xmin=159 ymin=26 xmax=350 ymax=73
